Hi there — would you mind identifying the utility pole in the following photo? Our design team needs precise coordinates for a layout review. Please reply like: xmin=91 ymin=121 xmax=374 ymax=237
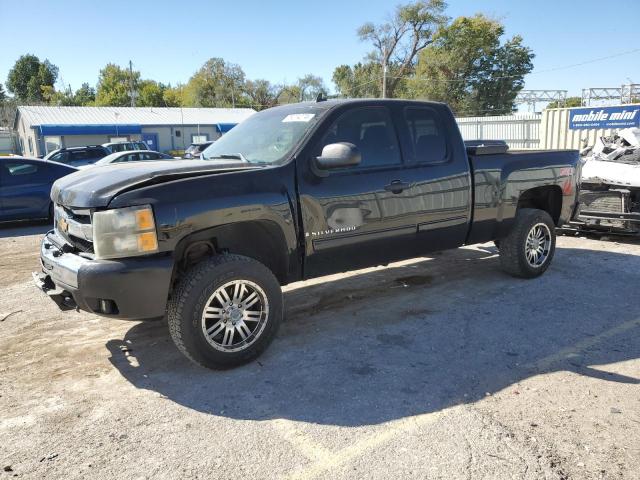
xmin=129 ymin=60 xmax=135 ymax=107
xmin=382 ymin=46 xmax=388 ymax=99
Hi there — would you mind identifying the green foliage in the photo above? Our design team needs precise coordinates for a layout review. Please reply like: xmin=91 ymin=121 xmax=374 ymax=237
xmin=351 ymin=0 xmax=449 ymax=98
xmin=74 ymin=83 xmax=96 ymax=105
xmin=244 ymin=79 xmax=284 ymax=110
xmin=6 ymin=54 xmax=59 ymax=102
xmin=95 ymin=63 xmax=140 ymax=106
xmin=546 ymin=96 xmax=582 ymax=109
xmin=297 ymin=74 xmax=328 ymax=101
xmin=183 ymin=58 xmax=246 ymax=108
xmin=137 ymin=80 xmax=167 ymax=107
xmin=162 ymin=85 xmax=185 ymax=107
xmin=46 ymin=83 xmax=96 ymax=106
xmin=333 ymin=63 xmax=380 ymax=98
xmin=333 ymin=62 xmax=413 ymax=98
xmin=0 ymin=83 xmax=6 ymax=102
xmin=408 ymin=14 xmax=534 ymax=115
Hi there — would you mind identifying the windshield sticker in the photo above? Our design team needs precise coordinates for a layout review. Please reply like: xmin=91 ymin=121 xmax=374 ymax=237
xmin=282 ymin=113 xmax=315 ymax=123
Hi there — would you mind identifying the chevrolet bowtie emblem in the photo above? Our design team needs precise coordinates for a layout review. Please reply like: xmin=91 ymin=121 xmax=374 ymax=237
xmin=58 ymin=217 xmax=69 ymax=233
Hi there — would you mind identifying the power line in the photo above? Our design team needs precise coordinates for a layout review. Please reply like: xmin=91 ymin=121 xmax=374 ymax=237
xmin=382 ymin=47 xmax=640 ymax=84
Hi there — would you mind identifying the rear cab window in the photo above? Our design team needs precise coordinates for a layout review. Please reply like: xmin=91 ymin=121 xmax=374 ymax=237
xmin=403 ymin=107 xmax=449 ymax=164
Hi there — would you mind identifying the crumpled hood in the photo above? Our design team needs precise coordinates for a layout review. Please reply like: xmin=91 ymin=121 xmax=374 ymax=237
xmin=51 ymin=159 xmax=258 ymax=208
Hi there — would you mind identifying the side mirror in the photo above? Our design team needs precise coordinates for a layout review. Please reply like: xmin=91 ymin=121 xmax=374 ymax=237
xmin=315 ymin=143 xmax=361 ymax=170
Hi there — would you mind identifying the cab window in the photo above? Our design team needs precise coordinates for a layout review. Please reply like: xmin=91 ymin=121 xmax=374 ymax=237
xmin=320 ymin=107 xmax=401 ymax=168
xmin=403 ymin=107 xmax=448 ymax=164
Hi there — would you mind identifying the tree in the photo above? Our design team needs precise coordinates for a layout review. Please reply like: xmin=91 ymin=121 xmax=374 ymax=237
xmin=95 ymin=63 xmax=140 ymax=106
xmin=356 ymin=0 xmax=448 ymax=98
xmin=546 ymin=96 xmax=582 ymax=109
xmin=409 ymin=15 xmax=534 ymax=115
xmin=275 ymin=85 xmax=303 ymax=105
xmin=296 ymin=74 xmax=328 ymax=101
xmin=138 ymin=80 xmax=167 ymax=107
xmin=6 ymin=54 xmax=59 ymax=102
xmin=74 ymin=83 xmax=96 ymax=106
xmin=244 ymin=79 xmax=286 ymax=110
xmin=0 ymin=83 xmax=6 ymax=102
xmin=43 ymin=82 xmax=95 ymax=106
xmin=183 ymin=58 xmax=246 ymax=108
xmin=332 ymin=61 xmax=413 ymax=98
xmin=42 ymin=85 xmax=70 ymax=105
xmin=162 ymin=84 xmax=185 ymax=107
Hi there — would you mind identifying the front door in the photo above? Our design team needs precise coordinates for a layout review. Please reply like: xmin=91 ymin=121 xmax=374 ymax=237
xmin=0 ymin=159 xmax=50 ymax=221
xmin=141 ymin=133 xmax=159 ymax=151
xmin=297 ymin=106 xmax=420 ymax=278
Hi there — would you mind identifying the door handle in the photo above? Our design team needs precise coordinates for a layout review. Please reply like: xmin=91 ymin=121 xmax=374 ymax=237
xmin=384 ymin=180 xmax=411 ymax=194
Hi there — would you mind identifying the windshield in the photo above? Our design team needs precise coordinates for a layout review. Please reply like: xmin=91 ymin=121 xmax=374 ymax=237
xmin=201 ymin=106 xmax=324 ymax=164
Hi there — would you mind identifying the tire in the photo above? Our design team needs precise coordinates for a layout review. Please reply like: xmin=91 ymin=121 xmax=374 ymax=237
xmin=499 ymin=208 xmax=556 ymax=278
xmin=167 ymin=254 xmax=283 ymax=369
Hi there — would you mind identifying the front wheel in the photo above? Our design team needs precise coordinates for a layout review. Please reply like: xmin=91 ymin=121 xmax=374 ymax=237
xmin=499 ymin=208 xmax=556 ymax=278
xmin=167 ymin=254 xmax=283 ymax=369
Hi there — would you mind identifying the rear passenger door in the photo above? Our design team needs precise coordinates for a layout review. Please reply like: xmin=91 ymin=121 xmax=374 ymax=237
xmin=399 ymin=106 xmax=472 ymax=252
xmin=297 ymin=105 xmax=422 ymax=277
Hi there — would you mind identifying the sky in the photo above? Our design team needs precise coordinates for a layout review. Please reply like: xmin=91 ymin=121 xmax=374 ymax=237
xmin=1 ymin=0 xmax=639 ymax=104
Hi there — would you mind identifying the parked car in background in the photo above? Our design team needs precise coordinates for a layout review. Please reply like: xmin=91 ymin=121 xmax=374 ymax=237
xmin=102 ymin=141 xmax=149 ymax=153
xmin=0 ymin=156 xmax=76 ymax=222
xmin=44 ymin=146 xmax=110 ymax=167
xmin=183 ymin=141 xmax=214 ymax=159
xmin=78 ymin=150 xmax=174 ymax=169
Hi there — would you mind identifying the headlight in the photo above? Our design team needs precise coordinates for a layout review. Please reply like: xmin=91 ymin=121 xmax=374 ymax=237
xmin=93 ymin=205 xmax=159 ymax=259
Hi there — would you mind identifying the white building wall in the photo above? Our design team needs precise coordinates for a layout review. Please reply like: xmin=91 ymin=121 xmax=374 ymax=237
xmin=455 ymin=114 xmax=541 ymax=149
xmin=61 ymin=134 xmax=142 ymax=148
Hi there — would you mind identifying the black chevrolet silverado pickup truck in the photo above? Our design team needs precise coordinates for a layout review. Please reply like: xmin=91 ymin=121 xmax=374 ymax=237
xmin=34 ymin=99 xmax=580 ymax=368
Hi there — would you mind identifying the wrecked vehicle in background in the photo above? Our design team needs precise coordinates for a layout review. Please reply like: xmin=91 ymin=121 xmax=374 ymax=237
xmin=572 ymin=128 xmax=640 ymax=235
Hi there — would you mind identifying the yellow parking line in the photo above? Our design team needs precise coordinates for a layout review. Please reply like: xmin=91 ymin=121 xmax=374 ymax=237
xmin=272 ymin=419 xmax=333 ymax=463
xmin=528 ymin=318 xmax=640 ymax=371
xmin=282 ymin=317 xmax=640 ymax=480
xmin=285 ymin=411 xmax=446 ymax=480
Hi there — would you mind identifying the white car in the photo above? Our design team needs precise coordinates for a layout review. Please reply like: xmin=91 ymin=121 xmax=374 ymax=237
xmin=78 ymin=150 xmax=175 ymax=169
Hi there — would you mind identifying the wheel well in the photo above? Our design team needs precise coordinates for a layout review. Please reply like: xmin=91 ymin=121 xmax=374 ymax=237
xmin=173 ymin=221 xmax=290 ymax=285
xmin=517 ymin=186 xmax=562 ymax=225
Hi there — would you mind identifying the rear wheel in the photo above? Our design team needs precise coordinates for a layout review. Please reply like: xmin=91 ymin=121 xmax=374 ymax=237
xmin=167 ymin=254 xmax=283 ymax=369
xmin=499 ymin=208 xmax=556 ymax=278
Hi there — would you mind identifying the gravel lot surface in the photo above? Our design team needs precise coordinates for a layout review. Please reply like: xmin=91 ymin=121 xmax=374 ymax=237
xmin=1 ymin=224 xmax=639 ymax=479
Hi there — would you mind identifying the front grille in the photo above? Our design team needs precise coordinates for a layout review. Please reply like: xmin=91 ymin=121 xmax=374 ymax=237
xmin=578 ymin=190 xmax=628 ymax=229
xmin=54 ymin=204 xmax=94 ymax=253
xmin=580 ymin=191 xmax=624 ymax=214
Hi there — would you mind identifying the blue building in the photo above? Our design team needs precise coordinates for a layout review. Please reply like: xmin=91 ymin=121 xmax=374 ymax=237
xmin=14 ymin=106 xmax=255 ymax=156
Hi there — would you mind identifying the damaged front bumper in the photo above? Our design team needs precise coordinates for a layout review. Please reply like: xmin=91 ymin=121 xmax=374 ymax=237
xmin=571 ymin=188 xmax=640 ymax=234
xmin=33 ymin=230 xmax=174 ymax=319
